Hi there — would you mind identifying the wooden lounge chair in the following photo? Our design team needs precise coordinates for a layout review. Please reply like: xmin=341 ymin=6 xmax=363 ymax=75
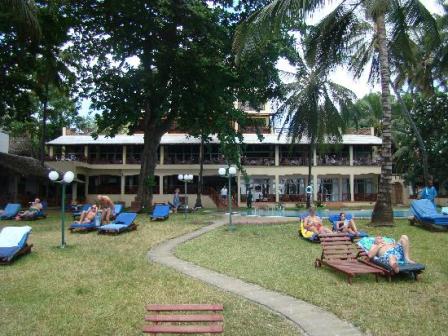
xmin=315 ymin=233 xmax=385 ymax=284
xmin=144 ymin=304 xmax=224 ymax=335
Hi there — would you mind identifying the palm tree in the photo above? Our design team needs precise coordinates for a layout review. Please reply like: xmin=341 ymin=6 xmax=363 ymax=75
xmin=276 ymin=66 xmax=356 ymax=208
xmin=233 ymin=0 xmax=439 ymax=225
xmin=1 ymin=0 xmax=41 ymax=40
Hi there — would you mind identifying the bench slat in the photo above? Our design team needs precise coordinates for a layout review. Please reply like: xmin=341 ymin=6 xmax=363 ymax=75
xmin=145 ymin=314 xmax=223 ymax=322
xmin=146 ymin=304 xmax=223 ymax=312
xmin=143 ymin=324 xmax=223 ymax=334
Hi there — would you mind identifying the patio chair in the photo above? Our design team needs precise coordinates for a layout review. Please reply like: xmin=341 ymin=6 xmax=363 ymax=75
xmin=72 ymin=203 xmax=92 ymax=219
xmin=356 ymin=237 xmax=425 ymax=281
xmin=150 ymin=204 xmax=170 ymax=221
xmin=328 ymin=213 xmax=368 ymax=239
xmin=409 ymin=199 xmax=448 ymax=230
xmin=0 ymin=226 xmax=33 ymax=264
xmin=97 ymin=212 xmax=137 ymax=234
xmin=315 ymin=233 xmax=384 ymax=284
xmin=0 ymin=203 xmax=22 ymax=220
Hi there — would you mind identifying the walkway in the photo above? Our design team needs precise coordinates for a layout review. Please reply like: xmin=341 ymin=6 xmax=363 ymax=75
xmin=148 ymin=217 xmax=364 ymax=336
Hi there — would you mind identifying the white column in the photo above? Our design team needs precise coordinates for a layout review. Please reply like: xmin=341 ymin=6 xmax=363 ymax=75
xmin=160 ymin=145 xmax=164 ymax=165
xmin=313 ymin=147 xmax=317 ymax=166
xmin=275 ymin=175 xmax=280 ymax=202
xmin=339 ymin=176 xmax=342 ymax=202
xmin=49 ymin=146 xmax=54 ymax=158
xmin=120 ymin=174 xmax=125 ymax=196
xmin=350 ymin=174 xmax=355 ymax=202
xmin=159 ymin=175 xmax=164 ymax=195
xmin=122 ymin=145 xmax=127 ymax=164
xmin=62 ymin=146 xmax=66 ymax=157
xmin=72 ymin=182 xmax=78 ymax=201
xmin=313 ymin=174 xmax=318 ymax=201
xmin=84 ymin=145 xmax=88 ymax=160
xmin=349 ymin=145 xmax=354 ymax=166
xmin=275 ymin=145 xmax=279 ymax=166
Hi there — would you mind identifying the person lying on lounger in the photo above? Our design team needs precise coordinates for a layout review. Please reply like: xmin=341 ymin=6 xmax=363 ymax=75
xmin=368 ymin=235 xmax=415 ymax=273
xmin=98 ymin=195 xmax=115 ymax=224
xmin=335 ymin=212 xmax=360 ymax=235
xmin=76 ymin=204 xmax=98 ymax=224
xmin=304 ymin=207 xmax=332 ymax=234
xmin=15 ymin=198 xmax=43 ymax=220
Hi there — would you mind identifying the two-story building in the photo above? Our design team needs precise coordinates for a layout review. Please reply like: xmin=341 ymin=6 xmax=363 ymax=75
xmin=45 ymin=104 xmax=386 ymax=208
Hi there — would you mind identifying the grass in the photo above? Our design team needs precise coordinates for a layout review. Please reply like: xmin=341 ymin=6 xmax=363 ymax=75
xmin=176 ymin=219 xmax=448 ymax=336
xmin=0 ymin=211 xmax=300 ymax=336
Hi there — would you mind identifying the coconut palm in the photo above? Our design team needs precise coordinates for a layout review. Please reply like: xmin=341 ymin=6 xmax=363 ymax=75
xmin=1 ymin=0 xmax=41 ymax=40
xmin=276 ymin=65 xmax=356 ymax=208
xmin=233 ymin=0 xmax=439 ymax=225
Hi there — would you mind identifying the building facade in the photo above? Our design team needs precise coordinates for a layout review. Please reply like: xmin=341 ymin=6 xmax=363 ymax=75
xmin=45 ymin=105 xmax=386 ymax=208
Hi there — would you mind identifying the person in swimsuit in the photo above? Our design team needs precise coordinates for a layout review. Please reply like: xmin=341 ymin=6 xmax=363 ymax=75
xmin=335 ymin=212 xmax=360 ymax=235
xmin=15 ymin=198 xmax=43 ymax=220
xmin=97 ymin=195 xmax=115 ymax=224
xmin=76 ymin=204 xmax=98 ymax=224
xmin=304 ymin=207 xmax=332 ymax=234
xmin=368 ymin=235 xmax=415 ymax=273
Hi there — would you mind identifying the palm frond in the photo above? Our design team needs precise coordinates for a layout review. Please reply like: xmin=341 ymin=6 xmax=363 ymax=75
xmin=1 ymin=0 xmax=41 ymax=39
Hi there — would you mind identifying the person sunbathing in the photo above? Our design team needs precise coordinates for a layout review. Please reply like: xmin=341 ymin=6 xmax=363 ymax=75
xmin=304 ymin=207 xmax=332 ymax=234
xmin=98 ymin=195 xmax=115 ymax=224
xmin=335 ymin=212 xmax=360 ymax=235
xmin=15 ymin=198 xmax=43 ymax=220
xmin=76 ymin=204 xmax=98 ymax=224
xmin=368 ymin=235 xmax=415 ymax=273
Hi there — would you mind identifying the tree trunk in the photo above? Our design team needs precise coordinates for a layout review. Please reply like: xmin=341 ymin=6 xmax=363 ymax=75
xmin=390 ymin=81 xmax=430 ymax=185
xmin=39 ymin=81 xmax=49 ymax=166
xmin=195 ymin=136 xmax=205 ymax=208
xmin=136 ymin=116 xmax=164 ymax=212
xmin=306 ymin=139 xmax=314 ymax=209
xmin=371 ymin=14 xmax=394 ymax=226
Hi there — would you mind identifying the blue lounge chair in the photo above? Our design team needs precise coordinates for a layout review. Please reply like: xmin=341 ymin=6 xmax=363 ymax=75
xmin=113 ymin=203 xmax=124 ymax=217
xmin=72 ymin=203 xmax=92 ymax=219
xmin=69 ymin=214 xmax=101 ymax=233
xmin=150 ymin=204 xmax=170 ymax=220
xmin=0 ymin=203 xmax=22 ymax=220
xmin=328 ymin=213 xmax=368 ymax=239
xmin=97 ymin=213 xmax=137 ymax=234
xmin=0 ymin=226 xmax=33 ymax=264
xmin=29 ymin=200 xmax=47 ymax=220
xmin=410 ymin=199 xmax=448 ymax=230
xmin=357 ymin=237 xmax=425 ymax=281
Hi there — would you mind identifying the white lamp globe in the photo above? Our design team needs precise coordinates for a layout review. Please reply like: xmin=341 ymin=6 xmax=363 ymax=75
xmin=48 ymin=171 xmax=59 ymax=181
xmin=187 ymin=174 xmax=193 ymax=181
xmin=63 ymin=171 xmax=75 ymax=184
xmin=178 ymin=174 xmax=184 ymax=181
xmin=229 ymin=167 xmax=237 ymax=176
xmin=218 ymin=168 xmax=226 ymax=176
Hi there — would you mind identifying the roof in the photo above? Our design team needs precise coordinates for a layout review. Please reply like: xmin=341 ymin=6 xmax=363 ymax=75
xmin=0 ymin=152 xmax=52 ymax=179
xmin=47 ymin=133 xmax=382 ymax=146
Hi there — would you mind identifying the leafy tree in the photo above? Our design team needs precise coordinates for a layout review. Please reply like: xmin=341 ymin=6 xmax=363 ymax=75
xmin=69 ymin=1 xmax=291 ymax=210
xmin=233 ymin=0 xmax=439 ymax=225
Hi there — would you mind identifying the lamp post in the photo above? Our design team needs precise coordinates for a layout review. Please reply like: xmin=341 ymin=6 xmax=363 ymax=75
xmin=178 ymin=174 xmax=194 ymax=218
xmin=49 ymin=170 xmax=74 ymax=248
xmin=218 ymin=166 xmax=237 ymax=231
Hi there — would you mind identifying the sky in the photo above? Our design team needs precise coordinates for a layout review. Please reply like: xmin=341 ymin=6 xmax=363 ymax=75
xmin=79 ymin=0 xmax=443 ymax=117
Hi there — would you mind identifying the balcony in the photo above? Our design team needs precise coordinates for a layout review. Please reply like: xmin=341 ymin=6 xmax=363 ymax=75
xmin=45 ymin=154 xmax=88 ymax=162
xmin=241 ymin=125 xmax=271 ymax=134
xmin=164 ymin=154 xmax=199 ymax=165
xmin=317 ymin=155 xmax=349 ymax=166
xmin=241 ymin=157 xmax=275 ymax=166
xmin=353 ymin=155 xmax=380 ymax=166
xmin=279 ymin=157 xmax=310 ymax=166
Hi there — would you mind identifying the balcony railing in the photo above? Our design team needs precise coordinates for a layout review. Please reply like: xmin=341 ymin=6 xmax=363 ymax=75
xmin=46 ymin=154 xmax=87 ymax=162
xmin=241 ymin=126 xmax=271 ymax=134
xmin=88 ymin=157 xmax=123 ymax=164
xmin=279 ymin=157 xmax=309 ymax=166
xmin=164 ymin=154 xmax=199 ymax=164
xmin=242 ymin=157 xmax=275 ymax=166
xmin=353 ymin=157 xmax=380 ymax=166
xmin=317 ymin=156 xmax=349 ymax=166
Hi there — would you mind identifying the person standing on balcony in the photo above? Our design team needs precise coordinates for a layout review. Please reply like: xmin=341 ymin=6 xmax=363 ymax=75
xmin=419 ymin=179 xmax=437 ymax=205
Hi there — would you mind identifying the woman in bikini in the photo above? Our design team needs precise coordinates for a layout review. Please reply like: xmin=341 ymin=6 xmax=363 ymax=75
xmin=304 ymin=207 xmax=332 ymax=234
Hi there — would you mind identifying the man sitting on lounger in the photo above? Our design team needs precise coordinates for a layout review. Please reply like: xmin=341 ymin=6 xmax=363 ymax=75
xmin=98 ymin=195 xmax=115 ymax=224
xmin=76 ymin=204 xmax=98 ymax=224
xmin=15 ymin=198 xmax=43 ymax=220
xmin=335 ymin=212 xmax=360 ymax=235
xmin=368 ymin=235 xmax=415 ymax=273
xmin=304 ymin=207 xmax=332 ymax=234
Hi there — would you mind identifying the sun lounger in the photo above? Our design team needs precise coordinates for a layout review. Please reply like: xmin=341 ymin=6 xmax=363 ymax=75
xmin=410 ymin=199 xmax=448 ymax=230
xmin=0 ymin=203 xmax=22 ymax=220
xmin=113 ymin=203 xmax=124 ymax=217
xmin=0 ymin=226 xmax=33 ymax=264
xmin=315 ymin=233 xmax=384 ymax=284
xmin=328 ymin=213 xmax=368 ymax=239
xmin=69 ymin=214 xmax=101 ymax=233
xmin=150 ymin=204 xmax=170 ymax=220
xmin=357 ymin=237 xmax=425 ymax=281
xmin=72 ymin=203 xmax=92 ymax=219
xmin=97 ymin=212 xmax=137 ymax=234
xmin=29 ymin=201 xmax=47 ymax=220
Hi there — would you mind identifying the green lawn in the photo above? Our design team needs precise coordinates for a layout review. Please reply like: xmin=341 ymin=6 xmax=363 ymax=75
xmin=0 ymin=211 xmax=300 ymax=336
xmin=177 ymin=219 xmax=448 ymax=336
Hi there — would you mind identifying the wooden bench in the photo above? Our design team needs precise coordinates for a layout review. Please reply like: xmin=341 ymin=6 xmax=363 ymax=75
xmin=144 ymin=304 xmax=224 ymax=335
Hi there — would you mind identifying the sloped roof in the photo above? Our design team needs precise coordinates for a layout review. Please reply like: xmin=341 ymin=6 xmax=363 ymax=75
xmin=0 ymin=152 xmax=52 ymax=179
xmin=47 ymin=133 xmax=382 ymax=146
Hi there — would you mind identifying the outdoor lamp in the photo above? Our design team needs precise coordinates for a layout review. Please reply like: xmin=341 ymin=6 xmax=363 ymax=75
xmin=178 ymin=173 xmax=194 ymax=218
xmin=228 ymin=166 xmax=237 ymax=176
xmin=218 ymin=166 xmax=237 ymax=231
xmin=178 ymin=174 xmax=184 ymax=181
xmin=218 ymin=168 xmax=226 ymax=176
xmin=48 ymin=170 xmax=74 ymax=248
